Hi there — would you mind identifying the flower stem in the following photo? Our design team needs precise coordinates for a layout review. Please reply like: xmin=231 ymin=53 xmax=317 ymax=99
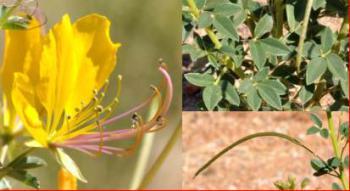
xmin=138 ymin=123 xmax=181 ymax=190
xmin=129 ymin=96 xmax=160 ymax=189
xmin=326 ymin=112 xmax=349 ymax=190
xmin=295 ymin=0 xmax=314 ymax=73
xmin=129 ymin=133 xmax=156 ymax=189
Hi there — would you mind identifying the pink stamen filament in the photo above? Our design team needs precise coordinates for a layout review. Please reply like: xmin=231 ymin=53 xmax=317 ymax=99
xmin=57 ymin=66 xmax=173 ymax=153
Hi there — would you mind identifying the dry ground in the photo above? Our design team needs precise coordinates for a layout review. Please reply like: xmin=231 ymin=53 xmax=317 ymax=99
xmin=182 ymin=112 xmax=348 ymax=190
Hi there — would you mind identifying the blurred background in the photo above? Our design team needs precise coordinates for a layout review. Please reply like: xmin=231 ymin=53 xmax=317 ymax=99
xmin=3 ymin=0 xmax=181 ymax=189
xmin=183 ymin=112 xmax=348 ymax=190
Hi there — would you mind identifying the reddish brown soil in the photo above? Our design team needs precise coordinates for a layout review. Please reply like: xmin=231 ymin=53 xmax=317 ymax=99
xmin=182 ymin=112 xmax=348 ymax=190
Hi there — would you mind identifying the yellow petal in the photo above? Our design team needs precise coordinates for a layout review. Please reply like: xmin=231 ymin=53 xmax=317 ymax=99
xmin=56 ymin=14 xmax=120 ymax=137
xmin=11 ymin=73 xmax=48 ymax=147
xmin=0 ymin=19 xmax=42 ymax=129
xmin=48 ymin=15 xmax=79 ymax=130
xmin=66 ymin=14 xmax=121 ymax=115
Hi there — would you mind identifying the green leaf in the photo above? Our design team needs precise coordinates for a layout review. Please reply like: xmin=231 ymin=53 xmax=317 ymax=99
xmin=8 ymin=170 xmax=40 ymax=189
xmin=339 ymin=122 xmax=348 ymax=139
xmin=254 ymin=14 xmax=273 ymax=38
xmin=344 ymin=155 xmax=349 ymax=169
xmin=238 ymin=79 xmax=253 ymax=94
xmin=0 ymin=178 xmax=11 ymax=190
xmin=1 ymin=16 xmax=30 ymax=30
xmin=198 ymin=11 xmax=213 ymax=28
xmin=299 ymin=86 xmax=314 ymax=105
xmin=260 ymin=37 xmax=291 ymax=56
xmin=254 ymin=67 xmax=269 ymax=81
xmin=246 ymin=87 xmax=261 ymax=111
xmin=184 ymin=73 xmax=215 ymax=87
xmin=328 ymin=157 xmax=340 ymax=168
xmin=313 ymin=0 xmax=326 ymax=9
xmin=260 ymin=80 xmax=287 ymax=95
xmin=213 ymin=3 xmax=242 ymax=16
xmin=203 ymin=85 xmax=222 ymax=110
xmin=286 ymin=4 xmax=297 ymax=31
xmin=224 ymin=83 xmax=240 ymax=106
xmin=326 ymin=53 xmax=347 ymax=80
xmin=195 ymin=0 xmax=206 ymax=9
xmin=301 ymin=178 xmax=310 ymax=189
xmin=212 ymin=15 xmax=238 ymax=40
xmin=310 ymin=113 xmax=322 ymax=127
xmin=332 ymin=183 xmax=343 ymax=190
xmin=302 ymin=41 xmax=322 ymax=59
xmin=288 ymin=177 xmax=296 ymax=190
xmin=249 ymin=40 xmax=266 ymax=70
xmin=274 ymin=181 xmax=290 ymax=190
xmin=321 ymin=27 xmax=335 ymax=52
xmin=54 ymin=148 xmax=87 ymax=182
xmin=9 ymin=156 xmax=46 ymax=170
xmin=256 ymin=83 xmax=282 ymax=110
xmin=340 ymin=78 xmax=349 ymax=99
xmin=320 ymin=128 xmax=329 ymax=138
xmin=182 ymin=44 xmax=206 ymax=60
xmin=306 ymin=57 xmax=327 ymax=85
xmin=310 ymin=159 xmax=326 ymax=171
xmin=307 ymin=126 xmax=320 ymax=135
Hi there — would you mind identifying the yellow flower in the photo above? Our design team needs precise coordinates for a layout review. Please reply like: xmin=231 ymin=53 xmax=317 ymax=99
xmin=10 ymin=14 xmax=120 ymax=146
xmin=3 ymin=14 xmax=173 ymax=182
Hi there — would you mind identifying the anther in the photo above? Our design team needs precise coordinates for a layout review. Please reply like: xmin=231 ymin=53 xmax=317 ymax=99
xmin=118 ymin=75 xmax=122 ymax=81
xmin=75 ymin=108 xmax=80 ymax=113
xmin=66 ymin=115 xmax=71 ymax=120
xmin=95 ymin=105 xmax=104 ymax=113
xmin=156 ymin=116 xmax=165 ymax=126
xmin=150 ymin=85 xmax=157 ymax=91
xmin=93 ymin=89 xmax=98 ymax=95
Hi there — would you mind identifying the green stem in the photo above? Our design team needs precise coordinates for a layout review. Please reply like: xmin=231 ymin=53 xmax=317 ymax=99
xmin=129 ymin=133 xmax=156 ymax=189
xmin=326 ymin=112 xmax=349 ymax=190
xmin=205 ymin=29 xmax=222 ymax=49
xmin=138 ymin=123 xmax=181 ymax=190
xmin=129 ymin=96 xmax=160 ymax=189
xmin=195 ymin=131 xmax=324 ymax=178
xmin=271 ymin=0 xmax=284 ymax=38
xmin=295 ymin=0 xmax=314 ymax=73
xmin=186 ymin=0 xmax=200 ymax=18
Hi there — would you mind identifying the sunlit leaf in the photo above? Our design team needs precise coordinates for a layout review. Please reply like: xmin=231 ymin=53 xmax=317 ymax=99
xmin=203 ymin=85 xmax=222 ymax=110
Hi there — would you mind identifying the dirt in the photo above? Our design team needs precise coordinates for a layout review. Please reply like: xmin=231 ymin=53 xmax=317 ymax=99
xmin=182 ymin=112 xmax=349 ymax=190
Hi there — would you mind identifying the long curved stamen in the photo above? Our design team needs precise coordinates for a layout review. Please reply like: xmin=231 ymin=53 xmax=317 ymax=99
xmin=56 ymin=64 xmax=173 ymax=157
xmin=60 ymin=65 xmax=173 ymax=145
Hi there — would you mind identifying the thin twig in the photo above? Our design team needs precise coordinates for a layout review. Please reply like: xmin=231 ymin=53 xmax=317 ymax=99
xmin=138 ymin=123 xmax=181 ymax=190
xmin=295 ymin=0 xmax=314 ymax=72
